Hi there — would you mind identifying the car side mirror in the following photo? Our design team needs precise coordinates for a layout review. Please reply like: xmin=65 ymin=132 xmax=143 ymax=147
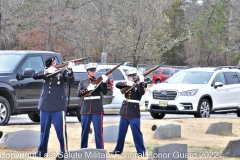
xmin=214 ymin=82 xmax=223 ymax=89
xmin=21 ymin=68 xmax=35 ymax=78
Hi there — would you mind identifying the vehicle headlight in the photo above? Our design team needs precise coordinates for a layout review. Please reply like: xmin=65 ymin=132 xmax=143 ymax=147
xmin=145 ymin=89 xmax=153 ymax=99
xmin=179 ymin=89 xmax=198 ymax=96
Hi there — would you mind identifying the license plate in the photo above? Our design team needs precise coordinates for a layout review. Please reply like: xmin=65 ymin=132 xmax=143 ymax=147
xmin=159 ymin=101 xmax=168 ymax=107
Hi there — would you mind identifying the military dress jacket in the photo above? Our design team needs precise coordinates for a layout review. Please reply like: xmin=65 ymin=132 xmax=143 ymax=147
xmin=116 ymin=81 xmax=145 ymax=118
xmin=32 ymin=68 xmax=74 ymax=112
xmin=77 ymin=77 xmax=108 ymax=114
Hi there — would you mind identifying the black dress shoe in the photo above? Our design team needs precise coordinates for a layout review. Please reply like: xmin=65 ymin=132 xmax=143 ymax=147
xmin=29 ymin=152 xmax=45 ymax=157
xmin=56 ymin=154 xmax=64 ymax=160
xmin=109 ymin=151 xmax=121 ymax=155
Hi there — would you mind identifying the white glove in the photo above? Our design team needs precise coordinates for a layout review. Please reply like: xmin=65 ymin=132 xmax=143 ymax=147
xmin=46 ymin=67 xmax=57 ymax=74
xmin=126 ymin=80 xmax=134 ymax=86
xmin=68 ymin=62 xmax=75 ymax=69
xmin=87 ymin=83 xmax=96 ymax=91
xmin=102 ymin=75 xmax=108 ymax=83
xmin=139 ymin=75 xmax=144 ymax=83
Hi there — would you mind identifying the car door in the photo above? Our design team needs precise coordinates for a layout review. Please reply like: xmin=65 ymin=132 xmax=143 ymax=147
xmin=17 ymin=56 xmax=44 ymax=109
xmin=210 ymin=72 xmax=230 ymax=109
xmin=152 ymin=69 xmax=160 ymax=83
xmin=224 ymin=72 xmax=240 ymax=107
xmin=68 ymin=70 xmax=88 ymax=109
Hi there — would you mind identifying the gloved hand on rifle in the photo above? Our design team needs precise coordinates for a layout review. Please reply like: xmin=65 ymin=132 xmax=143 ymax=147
xmin=139 ymin=75 xmax=144 ymax=83
xmin=67 ymin=62 xmax=75 ymax=69
xmin=87 ymin=83 xmax=96 ymax=91
xmin=45 ymin=66 xmax=57 ymax=74
xmin=102 ymin=75 xmax=108 ymax=83
xmin=126 ymin=80 xmax=134 ymax=86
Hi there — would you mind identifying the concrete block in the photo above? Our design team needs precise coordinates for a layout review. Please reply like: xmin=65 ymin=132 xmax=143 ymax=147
xmin=92 ymin=125 xmax=119 ymax=142
xmin=150 ymin=143 xmax=187 ymax=160
xmin=205 ymin=122 xmax=232 ymax=135
xmin=0 ymin=130 xmax=40 ymax=149
xmin=153 ymin=124 xmax=181 ymax=139
xmin=221 ymin=139 xmax=240 ymax=157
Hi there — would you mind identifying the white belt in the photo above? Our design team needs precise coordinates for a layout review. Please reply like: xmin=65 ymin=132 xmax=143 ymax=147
xmin=84 ymin=96 xmax=101 ymax=100
xmin=125 ymin=98 xmax=140 ymax=103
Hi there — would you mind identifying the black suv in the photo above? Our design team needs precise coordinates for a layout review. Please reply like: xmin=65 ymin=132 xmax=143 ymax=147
xmin=0 ymin=50 xmax=113 ymax=125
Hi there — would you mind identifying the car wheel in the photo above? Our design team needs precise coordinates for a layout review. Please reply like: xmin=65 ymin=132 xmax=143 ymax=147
xmin=0 ymin=96 xmax=11 ymax=126
xmin=194 ymin=98 xmax=211 ymax=118
xmin=28 ymin=113 xmax=40 ymax=122
xmin=156 ymin=80 xmax=161 ymax=84
xmin=76 ymin=107 xmax=81 ymax=122
xmin=150 ymin=112 xmax=165 ymax=119
xmin=237 ymin=111 xmax=240 ymax=117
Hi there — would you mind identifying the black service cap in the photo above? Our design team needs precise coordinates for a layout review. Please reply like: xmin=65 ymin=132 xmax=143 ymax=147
xmin=45 ymin=56 xmax=55 ymax=68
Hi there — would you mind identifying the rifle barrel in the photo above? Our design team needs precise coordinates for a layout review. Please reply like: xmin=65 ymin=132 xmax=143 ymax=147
xmin=83 ymin=61 xmax=125 ymax=97
xmin=55 ymin=56 xmax=90 ymax=69
xmin=120 ymin=62 xmax=165 ymax=94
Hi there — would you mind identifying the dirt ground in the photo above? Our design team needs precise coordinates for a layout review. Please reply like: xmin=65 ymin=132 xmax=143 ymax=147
xmin=1 ymin=116 xmax=240 ymax=160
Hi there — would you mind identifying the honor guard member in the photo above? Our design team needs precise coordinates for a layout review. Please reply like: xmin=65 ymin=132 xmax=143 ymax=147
xmin=77 ymin=63 xmax=108 ymax=149
xmin=30 ymin=56 xmax=75 ymax=159
xmin=111 ymin=68 xmax=146 ymax=155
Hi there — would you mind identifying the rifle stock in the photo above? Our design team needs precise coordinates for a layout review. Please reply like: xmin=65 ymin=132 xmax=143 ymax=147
xmin=120 ymin=62 xmax=165 ymax=94
xmin=83 ymin=61 xmax=125 ymax=97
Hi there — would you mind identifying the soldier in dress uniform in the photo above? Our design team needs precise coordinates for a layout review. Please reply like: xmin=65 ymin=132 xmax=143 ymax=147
xmin=111 ymin=68 xmax=146 ymax=155
xmin=30 ymin=56 xmax=75 ymax=159
xmin=77 ymin=63 xmax=108 ymax=149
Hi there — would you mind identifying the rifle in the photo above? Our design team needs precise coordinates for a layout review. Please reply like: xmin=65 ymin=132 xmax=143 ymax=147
xmin=45 ymin=56 xmax=90 ymax=77
xmin=120 ymin=62 xmax=165 ymax=94
xmin=84 ymin=61 xmax=125 ymax=97
xmin=55 ymin=56 xmax=91 ymax=69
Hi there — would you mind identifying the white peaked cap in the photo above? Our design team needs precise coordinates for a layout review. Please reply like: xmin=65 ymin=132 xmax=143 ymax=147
xmin=84 ymin=63 xmax=98 ymax=70
xmin=125 ymin=68 xmax=137 ymax=76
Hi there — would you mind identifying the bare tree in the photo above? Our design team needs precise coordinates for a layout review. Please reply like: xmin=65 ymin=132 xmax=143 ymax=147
xmin=1 ymin=0 xmax=239 ymax=67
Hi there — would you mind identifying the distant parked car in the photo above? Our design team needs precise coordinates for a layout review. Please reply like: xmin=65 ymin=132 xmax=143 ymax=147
xmin=152 ymin=67 xmax=181 ymax=84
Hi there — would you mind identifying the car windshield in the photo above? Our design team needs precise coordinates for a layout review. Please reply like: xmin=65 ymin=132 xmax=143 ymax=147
xmin=175 ymin=69 xmax=181 ymax=73
xmin=0 ymin=54 xmax=24 ymax=72
xmin=165 ymin=71 xmax=213 ymax=84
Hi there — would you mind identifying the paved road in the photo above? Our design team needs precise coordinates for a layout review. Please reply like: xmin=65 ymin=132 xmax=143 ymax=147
xmin=7 ymin=109 xmax=238 ymax=125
